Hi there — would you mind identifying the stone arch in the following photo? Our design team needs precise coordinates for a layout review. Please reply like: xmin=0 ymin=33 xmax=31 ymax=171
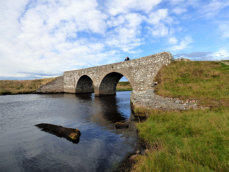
xmin=76 ymin=75 xmax=94 ymax=93
xmin=98 ymin=72 xmax=132 ymax=95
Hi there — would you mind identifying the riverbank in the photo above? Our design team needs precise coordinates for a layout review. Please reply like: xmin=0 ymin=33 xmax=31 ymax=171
xmin=0 ymin=79 xmax=132 ymax=95
xmin=0 ymin=78 xmax=55 ymax=95
xmin=128 ymin=60 xmax=229 ymax=171
xmin=117 ymin=81 xmax=132 ymax=91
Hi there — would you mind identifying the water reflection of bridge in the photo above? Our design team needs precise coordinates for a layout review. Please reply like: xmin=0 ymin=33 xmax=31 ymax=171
xmin=76 ymin=93 xmax=137 ymax=137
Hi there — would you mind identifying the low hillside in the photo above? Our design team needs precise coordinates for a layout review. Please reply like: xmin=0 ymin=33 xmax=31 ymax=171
xmin=0 ymin=78 xmax=55 ymax=95
xmin=132 ymin=61 xmax=229 ymax=171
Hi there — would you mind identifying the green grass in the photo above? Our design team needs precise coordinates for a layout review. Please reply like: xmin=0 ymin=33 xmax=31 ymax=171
xmin=132 ymin=61 xmax=229 ymax=172
xmin=134 ymin=108 xmax=229 ymax=171
xmin=117 ymin=81 xmax=132 ymax=91
xmin=0 ymin=78 xmax=55 ymax=95
xmin=155 ymin=61 xmax=229 ymax=107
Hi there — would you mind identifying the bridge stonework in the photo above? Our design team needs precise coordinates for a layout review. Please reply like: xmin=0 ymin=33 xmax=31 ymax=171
xmin=63 ymin=52 xmax=171 ymax=94
xmin=38 ymin=52 xmax=197 ymax=110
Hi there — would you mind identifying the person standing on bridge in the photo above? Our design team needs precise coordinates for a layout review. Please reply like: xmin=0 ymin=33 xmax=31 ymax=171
xmin=124 ymin=57 xmax=130 ymax=61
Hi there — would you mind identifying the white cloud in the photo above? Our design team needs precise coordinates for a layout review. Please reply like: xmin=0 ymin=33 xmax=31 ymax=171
xmin=169 ymin=0 xmax=199 ymax=6
xmin=0 ymin=0 xmax=181 ymax=78
xmin=168 ymin=37 xmax=178 ymax=44
xmin=146 ymin=9 xmax=173 ymax=38
xmin=2 ymin=0 xmax=159 ymax=78
xmin=169 ymin=0 xmax=199 ymax=14
xmin=201 ymin=0 xmax=229 ymax=18
xmin=2 ymin=0 xmax=228 ymax=79
xmin=106 ymin=0 xmax=162 ymax=16
xmin=147 ymin=9 xmax=168 ymax=24
xmin=0 ymin=0 xmax=110 ymax=78
xmin=150 ymin=23 xmax=169 ymax=37
xmin=172 ymin=7 xmax=187 ymax=14
xmin=219 ymin=23 xmax=229 ymax=38
xmin=106 ymin=13 xmax=144 ymax=52
xmin=175 ymin=50 xmax=229 ymax=61
xmin=170 ymin=36 xmax=193 ymax=51
xmin=211 ymin=49 xmax=229 ymax=60
xmin=169 ymin=0 xmax=185 ymax=5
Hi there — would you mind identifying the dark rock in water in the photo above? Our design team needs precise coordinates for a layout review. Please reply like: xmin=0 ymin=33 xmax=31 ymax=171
xmin=36 ymin=123 xmax=81 ymax=144
xmin=132 ymin=113 xmax=147 ymax=121
xmin=114 ymin=122 xmax=129 ymax=129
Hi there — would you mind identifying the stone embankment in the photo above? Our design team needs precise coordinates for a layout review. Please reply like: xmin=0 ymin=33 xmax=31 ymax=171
xmin=131 ymin=90 xmax=197 ymax=110
xmin=37 ymin=76 xmax=64 ymax=93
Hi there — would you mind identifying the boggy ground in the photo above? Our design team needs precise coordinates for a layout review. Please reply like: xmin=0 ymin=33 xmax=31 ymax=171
xmin=128 ymin=61 xmax=229 ymax=171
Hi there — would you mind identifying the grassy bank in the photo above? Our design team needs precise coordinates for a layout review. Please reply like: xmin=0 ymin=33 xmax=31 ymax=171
xmin=0 ymin=79 xmax=131 ymax=95
xmin=117 ymin=81 xmax=132 ymax=91
xmin=132 ymin=61 xmax=229 ymax=171
xmin=0 ymin=78 xmax=55 ymax=95
xmin=155 ymin=61 xmax=229 ymax=107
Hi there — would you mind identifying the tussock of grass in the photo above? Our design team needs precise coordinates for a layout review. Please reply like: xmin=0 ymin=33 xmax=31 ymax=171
xmin=155 ymin=61 xmax=229 ymax=107
xmin=0 ymin=78 xmax=55 ymax=95
xmin=117 ymin=81 xmax=132 ymax=91
xmin=133 ymin=61 xmax=229 ymax=171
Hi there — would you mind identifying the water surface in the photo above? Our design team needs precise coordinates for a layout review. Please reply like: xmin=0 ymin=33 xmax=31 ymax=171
xmin=0 ymin=91 xmax=137 ymax=172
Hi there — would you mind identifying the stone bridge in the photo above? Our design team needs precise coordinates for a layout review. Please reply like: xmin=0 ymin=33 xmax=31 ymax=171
xmin=63 ymin=52 xmax=172 ymax=95
xmin=38 ymin=52 xmax=197 ymax=109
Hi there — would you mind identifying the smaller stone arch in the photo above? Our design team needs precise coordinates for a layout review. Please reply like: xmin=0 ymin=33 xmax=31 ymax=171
xmin=76 ymin=75 xmax=94 ymax=93
xmin=98 ymin=72 xmax=132 ymax=95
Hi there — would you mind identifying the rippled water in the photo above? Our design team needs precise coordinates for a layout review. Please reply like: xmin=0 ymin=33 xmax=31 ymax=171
xmin=0 ymin=91 xmax=137 ymax=172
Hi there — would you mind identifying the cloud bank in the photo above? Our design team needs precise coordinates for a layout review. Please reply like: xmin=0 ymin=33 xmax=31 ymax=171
xmin=0 ymin=0 xmax=228 ymax=79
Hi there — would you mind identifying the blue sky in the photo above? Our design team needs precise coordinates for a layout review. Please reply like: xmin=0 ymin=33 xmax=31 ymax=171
xmin=0 ymin=0 xmax=229 ymax=79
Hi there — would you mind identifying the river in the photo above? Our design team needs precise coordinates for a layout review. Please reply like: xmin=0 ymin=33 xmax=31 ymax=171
xmin=0 ymin=91 xmax=137 ymax=172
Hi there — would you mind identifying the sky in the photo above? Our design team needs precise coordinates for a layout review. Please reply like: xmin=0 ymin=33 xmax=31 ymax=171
xmin=0 ymin=0 xmax=229 ymax=79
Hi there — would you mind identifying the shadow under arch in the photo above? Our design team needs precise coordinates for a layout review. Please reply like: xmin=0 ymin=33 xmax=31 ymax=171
xmin=93 ymin=96 xmax=127 ymax=123
xmin=98 ymin=72 xmax=132 ymax=95
xmin=76 ymin=75 xmax=94 ymax=94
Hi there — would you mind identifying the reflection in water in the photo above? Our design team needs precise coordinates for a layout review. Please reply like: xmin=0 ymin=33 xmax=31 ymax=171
xmin=0 ymin=92 xmax=137 ymax=172
xmin=36 ymin=123 xmax=81 ymax=144
xmin=75 ymin=93 xmax=93 ymax=100
xmin=93 ymin=96 xmax=127 ymax=123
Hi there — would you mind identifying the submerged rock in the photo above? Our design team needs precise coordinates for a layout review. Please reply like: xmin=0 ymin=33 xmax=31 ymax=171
xmin=114 ymin=121 xmax=129 ymax=129
xmin=36 ymin=123 xmax=81 ymax=144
